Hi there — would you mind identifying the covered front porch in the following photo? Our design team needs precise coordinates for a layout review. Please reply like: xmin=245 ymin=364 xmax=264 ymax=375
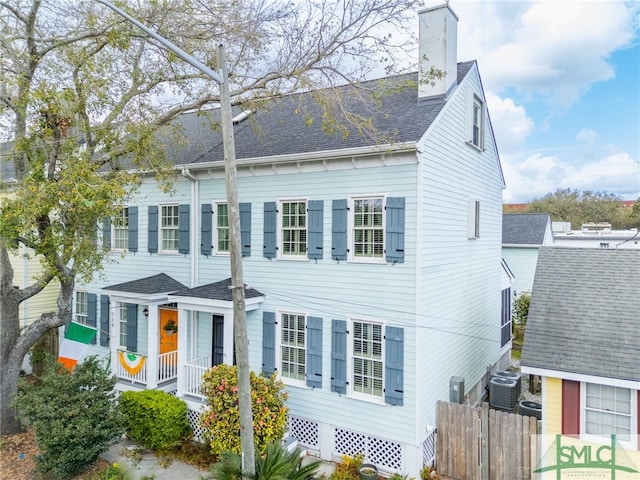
xmin=103 ymin=274 xmax=264 ymax=398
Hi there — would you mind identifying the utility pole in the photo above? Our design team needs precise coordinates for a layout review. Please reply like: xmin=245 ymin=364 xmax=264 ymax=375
xmin=94 ymin=1 xmax=255 ymax=476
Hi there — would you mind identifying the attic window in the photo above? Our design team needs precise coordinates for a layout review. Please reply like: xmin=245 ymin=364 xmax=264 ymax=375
xmin=466 ymin=88 xmax=485 ymax=150
xmin=232 ymin=110 xmax=252 ymax=124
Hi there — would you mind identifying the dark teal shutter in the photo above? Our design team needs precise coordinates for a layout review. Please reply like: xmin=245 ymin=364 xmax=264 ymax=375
xmin=87 ymin=293 xmax=97 ymax=345
xmin=263 ymin=202 xmax=277 ymax=259
xmin=148 ymin=206 xmax=158 ymax=253
xmin=384 ymin=326 xmax=404 ymax=406
xmin=102 ymin=217 xmax=111 ymax=250
xmin=240 ymin=202 xmax=251 ymax=257
xmin=385 ymin=197 xmax=405 ymax=263
xmin=201 ymin=203 xmax=212 ymax=255
xmin=178 ymin=204 xmax=190 ymax=254
xmin=262 ymin=311 xmax=276 ymax=376
xmin=306 ymin=316 xmax=323 ymax=388
xmin=126 ymin=304 xmax=138 ymax=352
xmin=331 ymin=319 xmax=347 ymax=394
xmin=128 ymin=207 xmax=138 ymax=252
xmin=100 ymin=295 xmax=110 ymax=347
xmin=307 ymin=200 xmax=324 ymax=260
xmin=331 ymin=199 xmax=348 ymax=261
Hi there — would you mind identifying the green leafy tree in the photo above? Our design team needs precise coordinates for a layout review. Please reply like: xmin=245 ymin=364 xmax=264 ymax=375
xmin=14 ymin=356 xmax=124 ymax=480
xmin=199 ymin=364 xmax=288 ymax=457
xmin=0 ymin=0 xmax=436 ymax=435
xmin=526 ymin=188 xmax=635 ymax=229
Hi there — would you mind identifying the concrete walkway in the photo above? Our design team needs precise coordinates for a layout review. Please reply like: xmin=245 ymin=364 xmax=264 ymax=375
xmin=101 ymin=438 xmax=335 ymax=480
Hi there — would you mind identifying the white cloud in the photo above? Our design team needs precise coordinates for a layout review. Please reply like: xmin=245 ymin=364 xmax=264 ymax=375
xmin=503 ymin=151 xmax=640 ymax=202
xmin=485 ymin=93 xmax=534 ymax=153
xmin=454 ymin=0 xmax=639 ymax=108
xmin=576 ymin=128 xmax=598 ymax=145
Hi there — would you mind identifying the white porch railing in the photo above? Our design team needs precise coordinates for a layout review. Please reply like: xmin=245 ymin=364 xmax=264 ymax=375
xmin=183 ymin=355 xmax=211 ymax=399
xmin=158 ymin=350 xmax=178 ymax=382
xmin=115 ymin=350 xmax=148 ymax=384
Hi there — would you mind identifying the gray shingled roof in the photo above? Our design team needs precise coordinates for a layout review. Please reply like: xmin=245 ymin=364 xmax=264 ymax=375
xmin=171 ymin=277 xmax=263 ymax=301
xmin=0 ymin=63 xmax=476 ymax=177
xmin=521 ymin=247 xmax=640 ymax=382
xmin=189 ymin=64 xmax=475 ymax=165
xmin=502 ymin=213 xmax=551 ymax=245
xmin=104 ymin=273 xmax=186 ymax=294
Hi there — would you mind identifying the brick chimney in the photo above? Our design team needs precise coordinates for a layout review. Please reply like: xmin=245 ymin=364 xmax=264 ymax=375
xmin=418 ymin=3 xmax=459 ymax=98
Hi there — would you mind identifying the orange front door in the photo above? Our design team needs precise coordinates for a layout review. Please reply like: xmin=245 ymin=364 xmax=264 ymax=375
xmin=159 ymin=308 xmax=178 ymax=354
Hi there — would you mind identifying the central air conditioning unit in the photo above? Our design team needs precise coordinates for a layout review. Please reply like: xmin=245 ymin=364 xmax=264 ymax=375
xmin=492 ymin=370 xmax=521 ymax=399
xmin=489 ymin=377 xmax=518 ymax=411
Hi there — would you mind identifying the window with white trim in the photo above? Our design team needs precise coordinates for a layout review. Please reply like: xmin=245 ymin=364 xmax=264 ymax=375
xmin=119 ymin=304 xmax=128 ymax=349
xmin=279 ymin=312 xmax=306 ymax=384
xmin=280 ymin=200 xmax=307 ymax=258
xmin=350 ymin=196 xmax=384 ymax=262
xmin=215 ymin=202 xmax=230 ymax=254
xmin=75 ymin=291 xmax=88 ymax=325
xmin=351 ymin=319 xmax=384 ymax=399
xmin=113 ymin=207 xmax=129 ymax=250
xmin=468 ymin=199 xmax=480 ymax=239
xmin=471 ymin=95 xmax=484 ymax=149
xmin=584 ymin=383 xmax=633 ymax=442
xmin=161 ymin=204 xmax=179 ymax=252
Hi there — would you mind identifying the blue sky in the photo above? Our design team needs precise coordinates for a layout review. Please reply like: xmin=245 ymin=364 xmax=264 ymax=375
xmin=445 ymin=0 xmax=640 ymax=203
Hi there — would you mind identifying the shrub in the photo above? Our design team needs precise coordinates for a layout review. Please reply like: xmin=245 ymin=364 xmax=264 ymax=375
xmin=120 ymin=389 xmax=191 ymax=450
xmin=14 ymin=355 xmax=124 ymax=480
xmin=207 ymin=441 xmax=320 ymax=480
xmin=329 ymin=454 xmax=363 ymax=480
xmin=199 ymin=364 xmax=288 ymax=456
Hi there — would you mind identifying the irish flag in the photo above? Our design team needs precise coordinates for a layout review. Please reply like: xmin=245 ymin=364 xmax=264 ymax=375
xmin=58 ymin=321 xmax=97 ymax=371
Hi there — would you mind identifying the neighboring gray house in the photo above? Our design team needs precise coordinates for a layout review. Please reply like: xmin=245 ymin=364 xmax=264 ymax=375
xmin=521 ymin=247 xmax=640 ymax=447
xmin=502 ymin=213 xmax=554 ymax=296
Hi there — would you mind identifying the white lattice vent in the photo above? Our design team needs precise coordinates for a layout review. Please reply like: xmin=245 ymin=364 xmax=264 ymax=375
xmin=422 ymin=430 xmax=436 ymax=467
xmin=289 ymin=416 xmax=319 ymax=448
xmin=187 ymin=408 xmax=206 ymax=441
xmin=334 ymin=428 xmax=402 ymax=471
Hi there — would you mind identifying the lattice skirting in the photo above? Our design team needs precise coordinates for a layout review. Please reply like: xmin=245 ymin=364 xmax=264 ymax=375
xmin=289 ymin=415 xmax=320 ymax=453
xmin=422 ymin=429 xmax=436 ymax=467
xmin=187 ymin=408 xmax=206 ymax=441
xmin=334 ymin=427 xmax=402 ymax=471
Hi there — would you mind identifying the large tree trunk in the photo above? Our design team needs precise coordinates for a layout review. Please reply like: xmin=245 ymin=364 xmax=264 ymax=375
xmin=0 ymin=246 xmax=72 ymax=435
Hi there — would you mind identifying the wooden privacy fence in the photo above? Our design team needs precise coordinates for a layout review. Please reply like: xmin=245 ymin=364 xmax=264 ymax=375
xmin=436 ymin=400 xmax=538 ymax=480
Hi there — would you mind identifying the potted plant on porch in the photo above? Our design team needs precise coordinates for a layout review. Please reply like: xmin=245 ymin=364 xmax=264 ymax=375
xmin=163 ymin=319 xmax=178 ymax=335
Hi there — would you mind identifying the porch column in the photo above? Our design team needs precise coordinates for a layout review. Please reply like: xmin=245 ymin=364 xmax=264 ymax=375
xmin=223 ymin=312 xmax=234 ymax=365
xmin=110 ymin=300 xmax=120 ymax=378
xmin=147 ymin=304 xmax=159 ymax=389
xmin=176 ymin=306 xmax=189 ymax=397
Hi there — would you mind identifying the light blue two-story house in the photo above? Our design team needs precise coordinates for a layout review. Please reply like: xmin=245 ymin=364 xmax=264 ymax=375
xmin=77 ymin=4 xmax=508 ymax=475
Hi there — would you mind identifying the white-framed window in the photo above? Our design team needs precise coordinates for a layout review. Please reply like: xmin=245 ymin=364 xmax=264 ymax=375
xmin=119 ymin=304 xmax=128 ymax=349
xmin=471 ymin=95 xmax=484 ymax=149
xmin=75 ymin=291 xmax=88 ymax=325
xmin=278 ymin=311 xmax=306 ymax=385
xmin=582 ymin=383 xmax=636 ymax=447
xmin=349 ymin=318 xmax=384 ymax=401
xmin=161 ymin=204 xmax=179 ymax=253
xmin=468 ymin=199 xmax=480 ymax=239
xmin=279 ymin=199 xmax=307 ymax=258
xmin=113 ymin=207 xmax=129 ymax=250
xmin=349 ymin=196 xmax=385 ymax=262
xmin=215 ymin=202 xmax=230 ymax=254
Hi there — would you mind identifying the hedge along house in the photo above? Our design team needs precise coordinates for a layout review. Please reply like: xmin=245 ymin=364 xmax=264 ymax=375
xmin=78 ymin=4 xmax=509 ymax=476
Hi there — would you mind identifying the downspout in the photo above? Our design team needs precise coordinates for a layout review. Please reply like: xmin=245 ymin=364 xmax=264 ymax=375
xmin=181 ymin=168 xmax=198 ymax=288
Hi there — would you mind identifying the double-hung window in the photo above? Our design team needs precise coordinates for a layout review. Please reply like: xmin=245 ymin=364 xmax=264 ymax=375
xmin=161 ymin=205 xmax=179 ymax=253
xmin=280 ymin=200 xmax=307 ymax=258
xmin=351 ymin=319 xmax=384 ymax=399
xmin=466 ymin=88 xmax=485 ymax=150
xmin=75 ymin=291 xmax=88 ymax=325
xmin=113 ymin=207 xmax=129 ymax=250
xmin=584 ymin=383 xmax=634 ymax=444
xmin=215 ymin=202 xmax=230 ymax=254
xmin=279 ymin=312 xmax=306 ymax=384
xmin=119 ymin=304 xmax=128 ymax=349
xmin=351 ymin=196 xmax=384 ymax=261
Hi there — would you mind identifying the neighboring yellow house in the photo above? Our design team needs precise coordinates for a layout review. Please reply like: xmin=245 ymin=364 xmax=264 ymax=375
xmin=522 ymin=247 xmax=640 ymax=478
